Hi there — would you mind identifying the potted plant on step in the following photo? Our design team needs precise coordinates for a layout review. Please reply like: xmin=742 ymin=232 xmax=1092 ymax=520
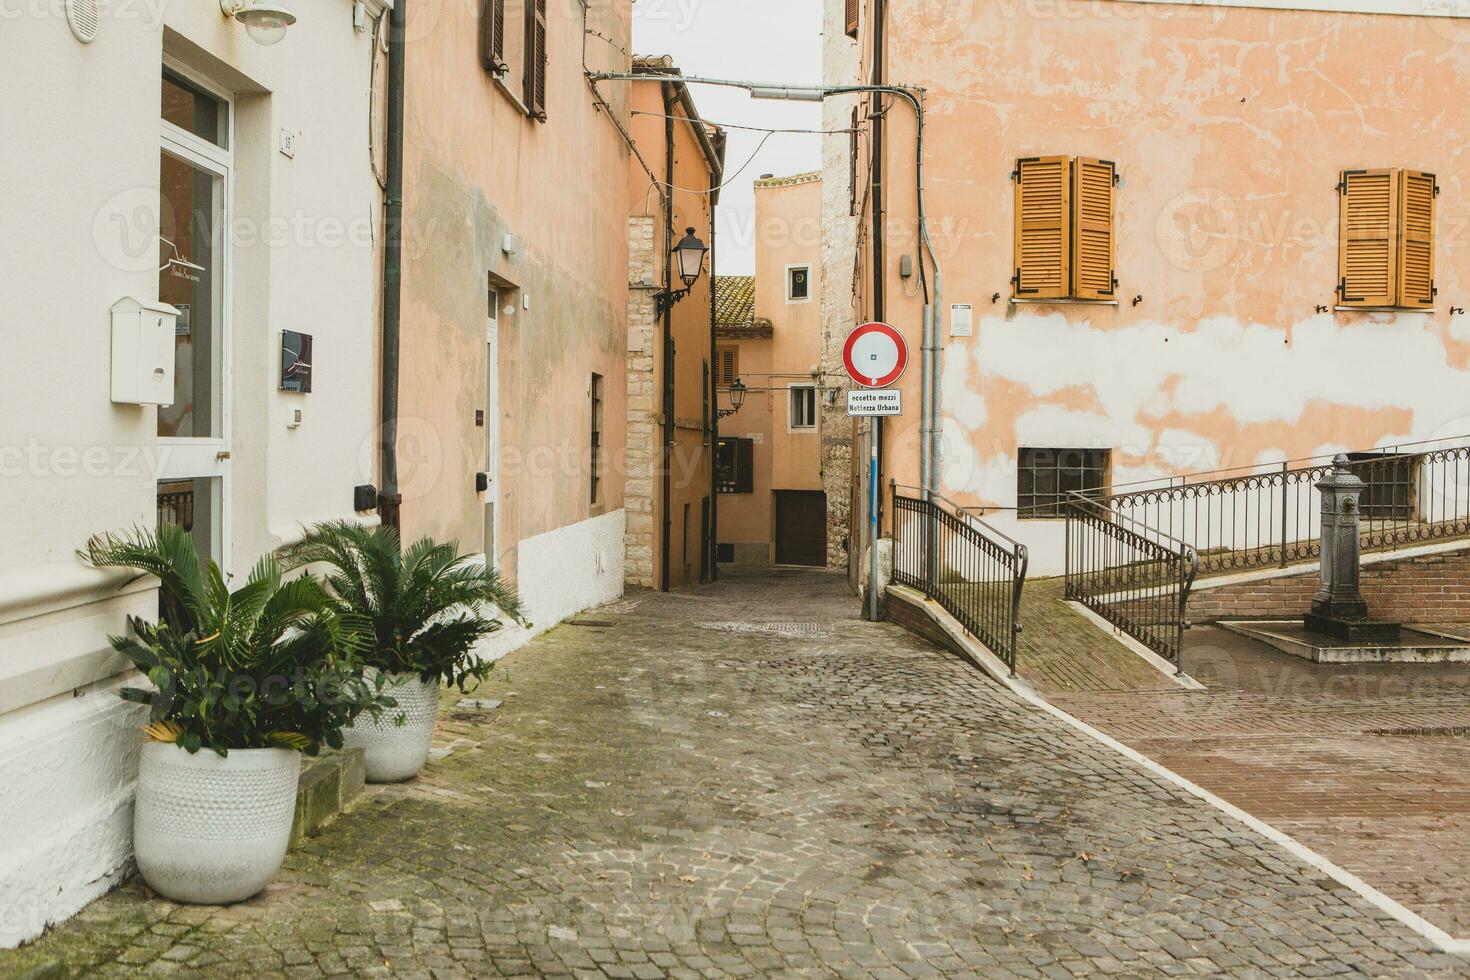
xmin=82 ymin=526 xmax=392 ymax=905
xmin=285 ymin=522 xmax=522 ymax=782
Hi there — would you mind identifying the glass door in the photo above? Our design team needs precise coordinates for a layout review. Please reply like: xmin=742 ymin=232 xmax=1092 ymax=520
xmin=156 ymin=66 xmax=231 ymax=568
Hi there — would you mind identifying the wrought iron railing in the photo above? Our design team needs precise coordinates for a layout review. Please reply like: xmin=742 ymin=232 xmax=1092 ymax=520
xmin=1064 ymin=494 xmax=1198 ymax=670
xmin=157 ymin=485 xmax=195 ymax=533
xmin=891 ymin=486 xmax=1028 ymax=673
xmin=1101 ymin=438 xmax=1470 ymax=578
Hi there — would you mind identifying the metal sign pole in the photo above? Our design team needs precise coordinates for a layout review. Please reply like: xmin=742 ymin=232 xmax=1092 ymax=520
xmin=869 ymin=416 xmax=881 ymax=621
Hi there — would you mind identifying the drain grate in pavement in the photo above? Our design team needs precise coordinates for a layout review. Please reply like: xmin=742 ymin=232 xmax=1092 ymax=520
xmin=696 ymin=621 xmax=827 ymax=637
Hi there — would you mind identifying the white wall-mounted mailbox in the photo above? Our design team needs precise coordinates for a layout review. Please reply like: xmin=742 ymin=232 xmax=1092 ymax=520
xmin=111 ymin=297 xmax=179 ymax=405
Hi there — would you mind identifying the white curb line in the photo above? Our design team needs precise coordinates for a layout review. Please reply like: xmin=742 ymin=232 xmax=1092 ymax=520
xmin=891 ymin=588 xmax=1470 ymax=957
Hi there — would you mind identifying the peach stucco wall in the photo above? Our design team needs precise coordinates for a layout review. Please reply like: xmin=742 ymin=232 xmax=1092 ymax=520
xmin=399 ymin=0 xmax=631 ymax=581
xmin=627 ymin=76 xmax=718 ymax=588
xmin=762 ymin=178 xmax=826 ymax=495
xmin=718 ymin=176 xmax=827 ymax=561
xmin=859 ymin=0 xmax=1470 ymax=572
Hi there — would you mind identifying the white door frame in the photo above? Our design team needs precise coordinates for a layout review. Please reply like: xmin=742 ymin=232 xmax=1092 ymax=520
xmin=482 ymin=286 xmax=501 ymax=564
xmin=156 ymin=59 xmax=234 ymax=568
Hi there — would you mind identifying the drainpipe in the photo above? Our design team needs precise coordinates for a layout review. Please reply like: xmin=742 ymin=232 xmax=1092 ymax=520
xmin=868 ymin=0 xmax=886 ymax=621
xmin=660 ymin=82 xmax=676 ymax=593
xmin=708 ymin=167 xmax=719 ymax=584
xmin=379 ymin=0 xmax=406 ymax=529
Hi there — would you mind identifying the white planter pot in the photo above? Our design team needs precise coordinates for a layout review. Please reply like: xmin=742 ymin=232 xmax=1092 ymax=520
xmin=133 ymin=742 xmax=301 ymax=905
xmin=343 ymin=671 xmax=440 ymax=782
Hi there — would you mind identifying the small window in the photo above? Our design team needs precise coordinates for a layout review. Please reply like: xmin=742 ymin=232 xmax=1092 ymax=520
xmin=787 ymin=266 xmax=811 ymax=303
xmin=716 ymin=437 xmax=754 ymax=494
xmin=1017 ymin=448 xmax=1110 ymax=519
xmin=1338 ymin=169 xmax=1436 ymax=309
xmin=589 ymin=373 xmax=603 ymax=505
xmin=715 ymin=345 xmax=739 ymax=388
xmin=1012 ymin=156 xmax=1116 ymax=302
xmin=845 ymin=0 xmax=859 ymax=37
xmin=789 ymin=385 xmax=816 ymax=429
xmin=162 ymin=68 xmax=228 ymax=148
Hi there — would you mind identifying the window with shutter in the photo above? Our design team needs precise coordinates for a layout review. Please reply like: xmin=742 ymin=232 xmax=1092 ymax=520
xmin=846 ymin=0 xmax=859 ymax=37
xmin=1398 ymin=170 xmax=1437 ymax=308
xmin=1012 ymin=156 xmax=1071 ymax=300
xmin=480 ymin=0 xmax=507 ymax=74
xmin=1072 ymin=158 xmax=1116 ymax=301
xmin=523 ymin=0 xmax=547 ymax=120
xmin=1338 ymin=169 xmax=1398 ymax=308
xmin=715 ymin=345 xmax=739 ymax=388
xmin=849 ymin=106 xmax=859 ymax=217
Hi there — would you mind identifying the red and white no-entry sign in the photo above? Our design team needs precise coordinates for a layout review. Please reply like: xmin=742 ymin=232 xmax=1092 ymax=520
xmin=842 ymin=321 xmax=907 ymax=388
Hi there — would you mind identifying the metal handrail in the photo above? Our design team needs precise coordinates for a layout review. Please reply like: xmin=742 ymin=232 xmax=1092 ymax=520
xmin=891 ymin=487 xmax=1028 ymax=674
xmin=1097 ymin=432 xmax=1470 ymax=498
xmin=891 ymin=483 xmax=1027 ymax=549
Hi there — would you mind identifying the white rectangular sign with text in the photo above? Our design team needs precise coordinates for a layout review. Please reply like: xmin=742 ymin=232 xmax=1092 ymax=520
xmin=848 ymin=389 xmax=902 ymax=416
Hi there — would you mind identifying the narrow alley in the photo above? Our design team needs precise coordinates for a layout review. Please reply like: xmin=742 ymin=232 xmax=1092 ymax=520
xmin=8 ymin=571 xmax=1462 ymax=979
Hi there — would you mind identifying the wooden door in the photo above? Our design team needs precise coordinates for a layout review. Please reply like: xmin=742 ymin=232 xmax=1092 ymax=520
xmin=775 ymin=491 xmax=827 ymax=567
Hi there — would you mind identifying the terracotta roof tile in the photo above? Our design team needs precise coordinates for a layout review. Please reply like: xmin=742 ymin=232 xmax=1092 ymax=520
xmin=714 ymin=275 xmax=756 ymax=327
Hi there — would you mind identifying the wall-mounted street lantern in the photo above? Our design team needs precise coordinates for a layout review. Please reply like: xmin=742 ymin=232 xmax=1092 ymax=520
xmin=717 ymin=378 xmax=746 ymax=419
xmin=221 ymin=0 xmax=296 ymax=45
xmin=655 ymin=227 xmax=709 ymax=316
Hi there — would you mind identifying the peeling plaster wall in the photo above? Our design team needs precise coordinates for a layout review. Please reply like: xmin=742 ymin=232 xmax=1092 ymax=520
xmin=399 ymin=1 xmax=631 ymax=605
xmin=862 ymin=0 xmax=1470 ymax=575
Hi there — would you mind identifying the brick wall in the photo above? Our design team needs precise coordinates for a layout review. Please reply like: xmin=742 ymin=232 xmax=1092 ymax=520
xmin=1188 ymin=548 xmax=1470 ymax=623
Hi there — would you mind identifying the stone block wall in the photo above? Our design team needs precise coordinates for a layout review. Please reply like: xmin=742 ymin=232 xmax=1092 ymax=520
xmin=625 ymin=216 xmax=659 ymax=588
xmin=1187 ymin=547 xmax=1470 ymax=624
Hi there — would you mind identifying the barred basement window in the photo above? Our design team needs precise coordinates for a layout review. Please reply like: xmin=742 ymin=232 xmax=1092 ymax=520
xmin=1347 ymin=452 xmax=1417 ymax=521
xmin=1017 ymin=448 xmax=1110 ymax=518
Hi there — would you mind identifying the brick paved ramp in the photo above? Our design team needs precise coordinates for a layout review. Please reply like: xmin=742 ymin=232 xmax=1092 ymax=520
xmin=5 ymin=571 xmax=1465 ymax=978
xmin=1015 ymin=579 xmax=1176 ymax=695
xmin=1053 ymin=625 xmax=1470 ymax=943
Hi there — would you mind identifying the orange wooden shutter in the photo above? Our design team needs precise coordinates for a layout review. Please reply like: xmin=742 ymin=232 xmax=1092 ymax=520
xmin=1013 ymin=156 xmax=1071 ymax=300
xmin=1072 ymin=157 xmax=1116 ymax=301
xmin=1397 ymin=170 xmax=1436 ymax=308
xmin=523 ymin=0 xmax=547 ymax=119
xmin=845 ymin=0 xmax=859 ymax=37
xmin=480 ymin=0 xmax=505 ymax=72
xmin=1338 ymin=169 xmax=1398 ymax=307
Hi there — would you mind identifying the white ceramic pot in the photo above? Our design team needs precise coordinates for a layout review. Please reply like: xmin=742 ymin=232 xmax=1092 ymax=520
xmin=342 ymin=671 xmax=441 ymax=782
xmin=133 ymin=742 xmax=301 ymax=905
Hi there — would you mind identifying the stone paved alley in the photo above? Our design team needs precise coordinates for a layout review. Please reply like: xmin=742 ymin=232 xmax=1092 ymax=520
xmin=5 ymin=571 xmax=1467 ymax=978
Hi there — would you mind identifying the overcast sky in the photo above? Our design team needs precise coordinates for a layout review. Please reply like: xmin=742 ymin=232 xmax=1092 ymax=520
xmin=631 ymin=0 xmax=824 ymax=275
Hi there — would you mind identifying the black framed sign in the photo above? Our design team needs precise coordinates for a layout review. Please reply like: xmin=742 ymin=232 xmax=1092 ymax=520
xmin=280 ymin=330 xmax=313 ymax=393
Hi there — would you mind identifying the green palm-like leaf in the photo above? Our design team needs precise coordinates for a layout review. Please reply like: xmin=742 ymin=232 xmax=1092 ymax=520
xmin=285 ymin=521 xmax=522 ymax=686
xmin=83 ymin=525 xmax=393 ymax=755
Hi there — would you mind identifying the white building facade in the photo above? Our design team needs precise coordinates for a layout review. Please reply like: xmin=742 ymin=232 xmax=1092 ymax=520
xmin=0 ymin=0 xmax=390 ymax=945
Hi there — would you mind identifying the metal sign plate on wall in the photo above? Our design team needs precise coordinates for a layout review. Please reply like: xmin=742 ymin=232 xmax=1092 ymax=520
xmin=848 ymin=389 xmax=901 ymax=416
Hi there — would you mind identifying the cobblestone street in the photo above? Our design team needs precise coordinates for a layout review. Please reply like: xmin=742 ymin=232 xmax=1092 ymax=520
xmin=6 ymin=571 xmax=1468 ymax=978
xmin=1052 ymin=625 xmax=1470 ymax=942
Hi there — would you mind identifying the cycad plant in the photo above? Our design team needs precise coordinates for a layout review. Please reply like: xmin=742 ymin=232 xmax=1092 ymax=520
xmin=81 ymin=526 xmax=393 ymax=756
xmin=284 ymin=521 xmax=522 ymax=690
